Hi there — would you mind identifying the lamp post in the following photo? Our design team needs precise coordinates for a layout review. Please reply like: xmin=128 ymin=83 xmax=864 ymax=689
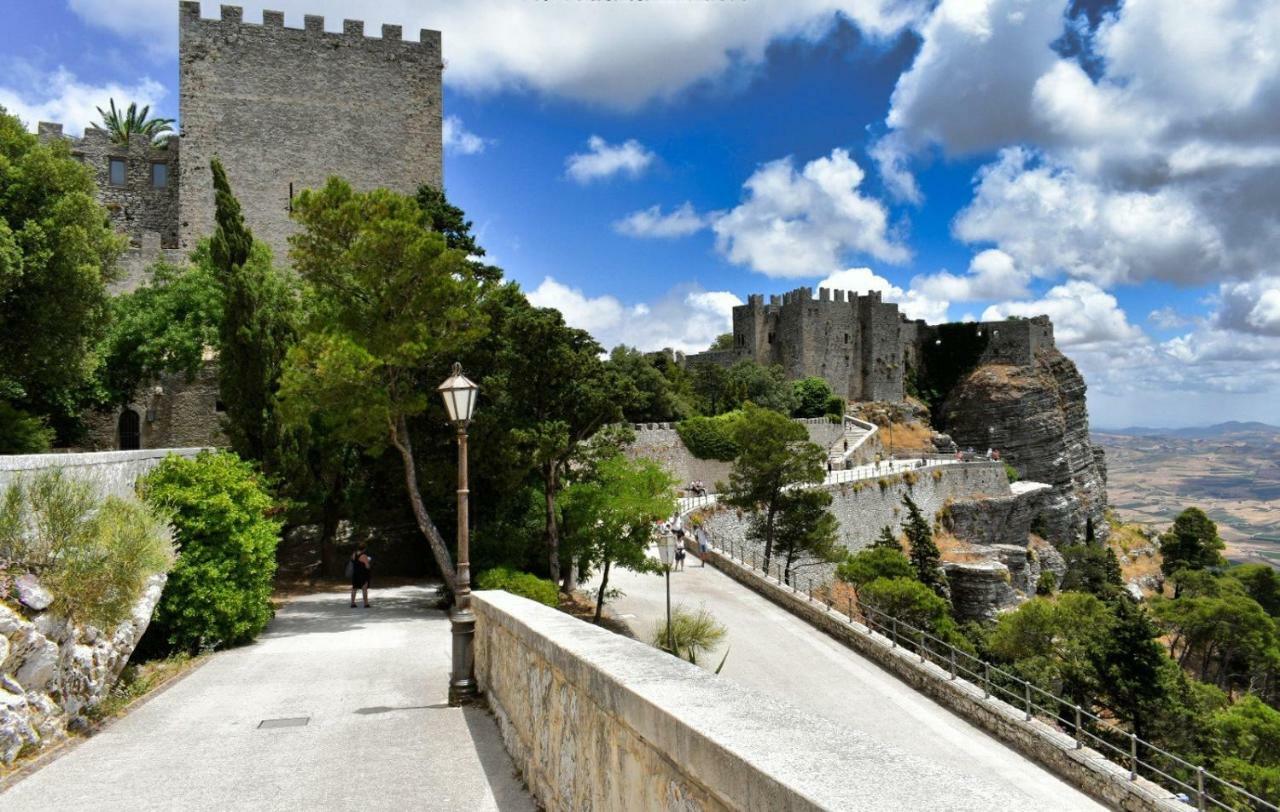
xmin=438 ymin=362 xmax=480 ymax=706
xmin=655 ymin=531 xmax=675 ymax=652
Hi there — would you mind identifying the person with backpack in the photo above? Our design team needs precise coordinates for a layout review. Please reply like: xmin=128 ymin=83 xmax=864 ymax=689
xmin=348 ymin=543 xmax=372 ymax=608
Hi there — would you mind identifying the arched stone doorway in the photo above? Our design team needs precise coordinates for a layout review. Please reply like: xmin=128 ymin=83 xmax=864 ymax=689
xmin=118 ymin=409 xmax=141 ymax=450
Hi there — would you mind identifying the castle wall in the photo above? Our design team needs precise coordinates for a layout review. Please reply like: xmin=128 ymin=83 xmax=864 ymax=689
xmin=177 ymin=3 xmax=444 ymax=263
xmin=36 ymin=122 xmax=180 ymax=292
xmin=81 ymin=363 xmax=225 ymax=452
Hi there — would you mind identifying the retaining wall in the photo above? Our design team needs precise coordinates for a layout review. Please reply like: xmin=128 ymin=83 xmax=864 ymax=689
xmin=0 ymin=448 xmax=205 ymax=501
xmin=471 ymin=589 xmax=1044 ymax=811
xmin=688 ymin=547 xmax=1190 ymax=812
xmin=627 ymin=417 xmax=844 ymax=489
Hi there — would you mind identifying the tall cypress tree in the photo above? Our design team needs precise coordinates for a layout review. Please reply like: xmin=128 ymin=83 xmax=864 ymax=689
xmin=210 ymin=158 xmax=295 ymax=471
xmin=902 ymin=494 xmax=948 ymax=599
xmin=872 ymin=525 xmax=903 ymax=551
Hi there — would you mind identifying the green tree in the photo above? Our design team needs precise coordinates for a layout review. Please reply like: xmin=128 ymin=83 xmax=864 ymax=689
xmin=791 ymin=376 xmax=834 ymax=418
xmin=1159 ymin=507 xmax=1226 ymax=583
xmin=0 ymin=402 xmax=54 ymax=453
xmin=1227 ymin=563 xmax=1280 ymax=618
xmin=837 ymin=546 xmax=914 ymax=589
xmin=278 ymin=178 xmax=486 ymax=588
xmin=95 ymin=99 xmax=173 ymax=145
xmin=415 ymin=184 xmax=502 ymax=283
xmin=0 ymin=108 xmax=123 ymax=443
xmin=562 ymin=454 xmax=675 ymax=622
xmin=496 ymin=302 xmax=619 ymax=589
xmin=94 ymin=257 xmax=222 ymax=407
xmin=1059 ymin=537 xmax=1123 ymax=600
xmin=860 ymin=577 xmax=957 ymax=640
xmin=871 ymin=525 xmax=903 ymax=551
xmin=768 ymin=487 xmax=839 ymax=585
xmin=1096 ymin=597 xmax=1170 ymax=740
xmin=709 ymin=333 xmax=733 ymax=351
xmin=608 ymin=345 xmax=689 ymax=423
xmin=1153 ymin=584 xmax=1278 ymax=690
xmin=690 ymin=361 xmax=733 ymax=415
xmin=902 ymin=494 xmax=947 ymax=598
xmin=1211 ymin=695 xmax=1280 ymax=802
xmin=988 ymin=592 xmax=1112 ymax=707
xmin=723 ymin=403 xmax=826 ymax=573
xmin=139 ymin=451 xmax=279 ymax=652
xmin=726 ymin=359 xmax=797 ymax=414
xmin=208 ymin=159 xmax=297 ymax=471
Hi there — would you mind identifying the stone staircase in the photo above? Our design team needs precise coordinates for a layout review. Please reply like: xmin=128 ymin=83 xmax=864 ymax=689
xmin=827 ymin=416 xmax=877 ymax=470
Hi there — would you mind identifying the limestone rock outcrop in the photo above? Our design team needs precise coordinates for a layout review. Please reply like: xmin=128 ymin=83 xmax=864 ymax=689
xmin=939 ymin=348 xmax=1107 ymax=546
xmin=944 ymin=562 xmax=1020 ymax=622
xmin=0 ymin=574 xmax=166 ymax=763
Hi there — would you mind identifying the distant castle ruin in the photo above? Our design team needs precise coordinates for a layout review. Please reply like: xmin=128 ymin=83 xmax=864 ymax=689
xmin=37 ymin=3 xmax=444 ymax=449
xmin=685 ymin=285 xmax=1056 ymax=404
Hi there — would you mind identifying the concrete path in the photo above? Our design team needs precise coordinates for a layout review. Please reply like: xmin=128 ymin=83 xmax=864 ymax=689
xmin=599 ymin=559 xmax=1106 ymax=811
xmin=1 ymin=585 xmax=534 ymax=812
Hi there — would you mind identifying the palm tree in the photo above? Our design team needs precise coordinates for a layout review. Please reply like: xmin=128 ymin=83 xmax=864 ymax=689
xmin=95 ymin=100 xmax=174 ymax=146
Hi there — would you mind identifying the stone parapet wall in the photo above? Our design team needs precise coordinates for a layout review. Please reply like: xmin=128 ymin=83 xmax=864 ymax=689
xmin=689 ymin=549 xmax=1191 ymax=812
xmin=471 ymin=589 xmax=1033 ymax=811
xmin=0 ymin=448 xmax=204 ymax=501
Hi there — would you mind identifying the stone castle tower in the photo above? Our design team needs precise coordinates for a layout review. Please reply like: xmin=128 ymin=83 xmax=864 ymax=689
xmin=37 ymin=3 xmax=444 ymax=450
xmin=177 ymin=3 xmax=444 ymax=262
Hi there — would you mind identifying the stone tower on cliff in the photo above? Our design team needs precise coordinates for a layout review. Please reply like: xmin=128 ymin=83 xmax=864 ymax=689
xmin=177 ymin=2 xmax=444 ymax=263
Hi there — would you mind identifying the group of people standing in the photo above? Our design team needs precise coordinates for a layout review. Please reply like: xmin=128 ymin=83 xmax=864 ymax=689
xmin=655 ymin=514 xmax=711 ymax=569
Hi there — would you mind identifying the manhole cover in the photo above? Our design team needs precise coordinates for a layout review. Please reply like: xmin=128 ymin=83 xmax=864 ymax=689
xmin=258 ymin=717 xmax=310 ymax=729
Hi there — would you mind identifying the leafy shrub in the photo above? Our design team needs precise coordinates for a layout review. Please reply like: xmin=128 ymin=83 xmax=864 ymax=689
xmin=676 ymin=412 xmax=742 ymax=460
xmin=0 ymin=402 xmax=55 ymax=454
xmin=824 ymin=395 xmax=846 ymax=417
xmin=0 ymin=470 xmax=175 ymax=628
xmin=476 ymin=566 xmax=558 ymax=607
xmin=1035 ymin=570 xmax=1057 ymax=595
xmin=791 ymin=376 xmax=834 ymax=418
xmin=139 ymin=451 xmax=280 ymax=653
xmin=860 ymin=576 xmax=957 ymax=639
xmin=1004 ymin=462 xmax=1019 ymax=483
xmin=837 ymin=547 xmax=914 ymax=587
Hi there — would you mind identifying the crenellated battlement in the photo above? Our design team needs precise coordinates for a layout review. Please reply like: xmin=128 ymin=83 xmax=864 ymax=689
xmin=177 ymin=3 xmax=439 ymax=48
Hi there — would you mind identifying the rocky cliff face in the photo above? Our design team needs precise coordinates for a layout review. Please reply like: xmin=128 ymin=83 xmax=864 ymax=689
xmin=940 ymin=348 xmax=1108 ymax=546
xmin=0 ymin=574 xmax=166 ymax=763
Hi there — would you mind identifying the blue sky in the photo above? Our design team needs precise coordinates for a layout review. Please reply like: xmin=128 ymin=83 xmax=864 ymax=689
xmin=3 ymin=0 xmax=1279 ymax=428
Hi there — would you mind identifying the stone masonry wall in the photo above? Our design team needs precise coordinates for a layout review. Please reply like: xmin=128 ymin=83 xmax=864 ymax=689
xmin=471 ymin=589 xmax=1033 ymax=811
xmin=177 ymin=3 xmax=444 ymax=262
xmin=81 ymin=364 xmax=225 ymax=451
xmin=702 ymin=462 xmax=1010 ymax=577
xmin=0 ymin=448 xmax=204 ymax=502
xmin=626 ymin=417 xmax=844 ymax=489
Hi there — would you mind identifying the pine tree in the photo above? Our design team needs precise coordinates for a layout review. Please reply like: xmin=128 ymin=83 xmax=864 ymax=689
xmin=902 ymin=494 xmax=948 ymax=598
xmin=871 ymin=525 xmax=902 ymax=551
xmin=210 ymin=158 xmax=295 ymax=471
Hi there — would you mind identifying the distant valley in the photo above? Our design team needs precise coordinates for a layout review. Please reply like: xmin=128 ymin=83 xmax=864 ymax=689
xmin=1093 ymin=422 xmax=1280 ymax=568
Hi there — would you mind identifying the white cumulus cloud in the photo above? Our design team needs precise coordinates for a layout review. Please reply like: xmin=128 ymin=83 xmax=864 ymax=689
xmin=526 ymin=277 xmax=741 ymax=354
xmin=911 ymin=249 xmax=1028 ymax=302
xmin=68 ymin=0 xmax=927 ymax=108
xmin=442 ymin=115 xmax=491 ymax=155
xmin=0 ymin=66 xmax=167 ymax=136
xmin=815 ymin=266 xmax=948 ymax=323
xmin=981 ymin=281 xmax=1144 ymax=351
xmin=565 ymin=136 xmax=655 ymax=184
xmin=713 ymin=148 xmax=909 ymax=278
xmin=613 ymin=202 xmax=709 ymax=239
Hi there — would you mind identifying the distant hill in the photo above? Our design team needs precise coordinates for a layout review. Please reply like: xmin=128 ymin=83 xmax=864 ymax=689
xmin=1095 ymin=421 xmax=1280 ymax=439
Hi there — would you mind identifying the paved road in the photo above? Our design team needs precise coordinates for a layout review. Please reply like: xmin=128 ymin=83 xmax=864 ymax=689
xmin=600 ymin=558 xmax=1106 ymax=811
xmin=1 ymin=585 xmax=534 ymax=812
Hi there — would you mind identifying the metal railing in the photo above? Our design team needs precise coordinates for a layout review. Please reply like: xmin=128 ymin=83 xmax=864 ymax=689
xmin=699 ymin=532 xmax=1278 ymax=812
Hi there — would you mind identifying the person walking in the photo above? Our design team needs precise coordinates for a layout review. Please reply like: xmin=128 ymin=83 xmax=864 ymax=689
xmin=696 ymin=526 xmax=710 ymax=566
xmin=675 ymin=543 xmax=686 ymax=571
xmin=349 ymin=543 xmax=372 ymax=608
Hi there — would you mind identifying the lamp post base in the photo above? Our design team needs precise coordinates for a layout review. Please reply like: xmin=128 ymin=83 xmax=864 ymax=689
xmin=448 ymin=606 xmax=477 ymax=707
